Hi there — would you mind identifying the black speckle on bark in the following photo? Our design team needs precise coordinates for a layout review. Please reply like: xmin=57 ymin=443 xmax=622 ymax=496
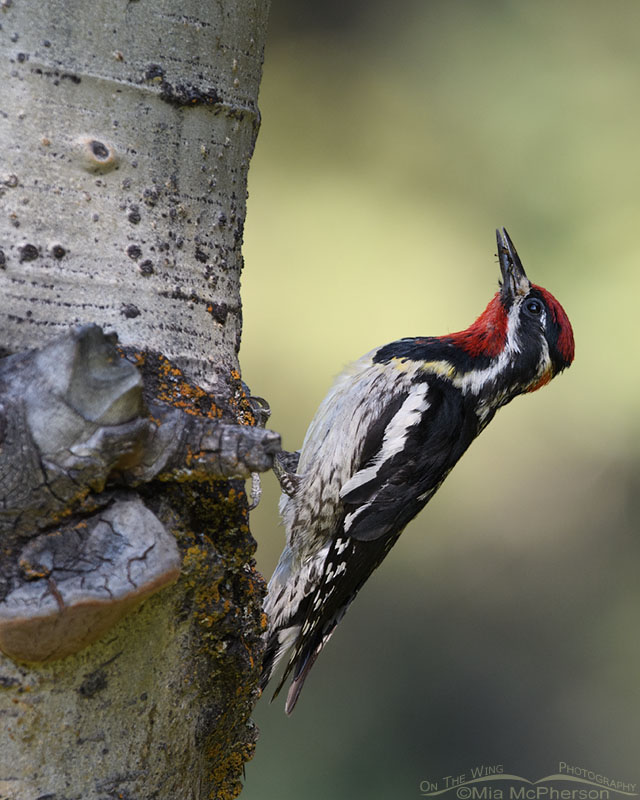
xmin=19 ymin=243 xmax=39 ymax=262
xmin=208 ymin=302 xmax=229 ymax=325
xmin=51 ymin=244 xmax=67 ymax=259
xmin=90 ymin=140 xmax=110 ymax=160
xmin=139 ymin=260 xmax=154 ymax=276
xmin=0 ymin=249 xmax=6 ymax=269
xmin=143 ymin=188 xmax=159 ymax=206
xmin=158 ymin=80 xmax=222 ymax=108
xmin=127 ymin=244 xmax=142 ymax=260
xmin=121 ymin=304 xmax=141 ymax=319
xmin=194 ymin=248 xmax=208 ymax=263
xmin=144 ymin=63 xmax=164 ymax=82
xmin=128 ymin=205 xmax=141 ymax=225
xmin=78 ymin=669 xmax=108 ymax=698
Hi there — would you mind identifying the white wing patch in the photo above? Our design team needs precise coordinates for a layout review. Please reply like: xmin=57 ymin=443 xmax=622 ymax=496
xmin=340 ymin=382 xmax=430 ymax=531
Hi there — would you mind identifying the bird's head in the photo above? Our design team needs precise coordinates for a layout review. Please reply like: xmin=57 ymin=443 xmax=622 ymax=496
xmin=447 ymin=228 xmax=574 ymax=396
xmin=496 ymin=227 xmax=574 ymax=383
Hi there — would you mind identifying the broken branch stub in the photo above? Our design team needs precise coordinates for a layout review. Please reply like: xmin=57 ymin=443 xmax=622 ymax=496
xmin=126 ymin=404 xmax=281 ymax=485
xmin=0 ymin=324 xmax=280 ymax=663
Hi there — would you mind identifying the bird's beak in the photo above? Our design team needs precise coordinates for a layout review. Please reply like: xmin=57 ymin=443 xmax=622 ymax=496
xmin=497 ymin=228 xmax=530 ymax=302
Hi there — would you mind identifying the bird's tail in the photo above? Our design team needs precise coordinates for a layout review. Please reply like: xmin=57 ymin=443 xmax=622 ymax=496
xmin=259 ymin=621 xmax=302 ymax=692
xmin=261 ymin=615 xmax=339 ymax=714
xmin=284 ymin=643 xmax=324 ymax=714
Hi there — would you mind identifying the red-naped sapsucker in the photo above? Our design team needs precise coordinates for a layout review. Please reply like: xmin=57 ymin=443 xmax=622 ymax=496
xmin=261 ymin=229 xmax=575 ymax=713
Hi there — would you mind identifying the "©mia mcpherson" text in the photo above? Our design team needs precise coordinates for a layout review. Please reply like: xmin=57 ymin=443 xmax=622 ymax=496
xmin=420 ymin=762 xmax=636 ymax=800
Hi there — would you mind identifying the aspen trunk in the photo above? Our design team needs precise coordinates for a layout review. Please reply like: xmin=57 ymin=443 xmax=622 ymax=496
xmin=0 ymin=1 xmax=272 ymax=798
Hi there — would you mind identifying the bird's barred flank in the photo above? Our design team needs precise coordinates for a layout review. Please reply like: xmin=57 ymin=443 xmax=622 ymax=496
xmin=261 ymin=228 xmax=574 ymax=713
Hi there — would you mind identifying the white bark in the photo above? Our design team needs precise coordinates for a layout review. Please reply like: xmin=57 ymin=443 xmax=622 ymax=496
xmin=0 ymin=0 xmax=266 ymax=391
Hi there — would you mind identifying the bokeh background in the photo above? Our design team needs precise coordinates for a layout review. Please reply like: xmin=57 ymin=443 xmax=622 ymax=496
xmin=240 ymin=1 xmax=640 ymax=797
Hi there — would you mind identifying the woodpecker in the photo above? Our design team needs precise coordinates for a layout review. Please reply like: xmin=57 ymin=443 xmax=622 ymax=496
xmin=261 ymin=229 xmax=574 ymax=714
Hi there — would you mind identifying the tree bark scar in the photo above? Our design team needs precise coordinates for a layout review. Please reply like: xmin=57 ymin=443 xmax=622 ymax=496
xmin=47 ymin=577 xmax=65 ymax=612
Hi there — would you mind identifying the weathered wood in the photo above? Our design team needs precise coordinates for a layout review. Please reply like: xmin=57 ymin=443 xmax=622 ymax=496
xmin=0 ymin=325 xmax=279 ymax=665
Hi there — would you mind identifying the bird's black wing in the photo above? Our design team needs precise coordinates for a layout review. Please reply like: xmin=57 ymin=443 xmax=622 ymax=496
xmin=341 ymin=378 xmax=478 ymax=540
xmin=277 ymin=379 xmax=479 ymax=712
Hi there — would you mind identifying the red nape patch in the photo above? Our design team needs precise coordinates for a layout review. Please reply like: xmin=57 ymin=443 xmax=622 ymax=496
xmin=534 ymin=285 xmax=575 ymax=364
xmin=447 ymin=292 xmax=508 ymax=358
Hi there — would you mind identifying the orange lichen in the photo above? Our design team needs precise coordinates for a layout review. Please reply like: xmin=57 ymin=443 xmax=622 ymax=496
xmin=43 ymin=487 xmax=97 ymax=529
xmin=181 ymin=543 xmax=231 ymax=637
xmin=18 ymin=559 xmax=50 ymax=580
xmin=227 ymin=372 xmax=257 ymax=427
xmin=119 ymin=349 xmax=224 ymax=420
xmin=107 ymin=349 xmax=266 ymax=794
xmin=155 ymin=356 xmax=223 ymax=418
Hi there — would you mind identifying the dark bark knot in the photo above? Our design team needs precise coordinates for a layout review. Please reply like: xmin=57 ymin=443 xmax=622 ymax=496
xmin=76 ymin=136 xmax=119 ymax=173
xmin=0 ymin=325 xmax=280 ymax=663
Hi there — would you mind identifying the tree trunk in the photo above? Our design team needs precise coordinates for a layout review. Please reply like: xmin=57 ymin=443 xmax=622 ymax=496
xmin=0 ymin=2 xmax=272 ymax=798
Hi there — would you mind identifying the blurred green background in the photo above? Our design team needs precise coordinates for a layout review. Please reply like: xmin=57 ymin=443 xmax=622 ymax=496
xmin=240 ymin=1 xmax=640 ymax=797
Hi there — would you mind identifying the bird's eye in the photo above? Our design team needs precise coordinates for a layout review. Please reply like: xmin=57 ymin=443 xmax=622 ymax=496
xmin=525 ymin=298 xmax=543 ymax=316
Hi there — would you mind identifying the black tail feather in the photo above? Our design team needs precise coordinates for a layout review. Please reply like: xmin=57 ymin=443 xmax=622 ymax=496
xmin=269 ymin=621 xmax=337 ymax=712
xmin=261 ymin=532 xmax=394 ymax=711
xmin=284 ymin=645 xmax=323 ymax=714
